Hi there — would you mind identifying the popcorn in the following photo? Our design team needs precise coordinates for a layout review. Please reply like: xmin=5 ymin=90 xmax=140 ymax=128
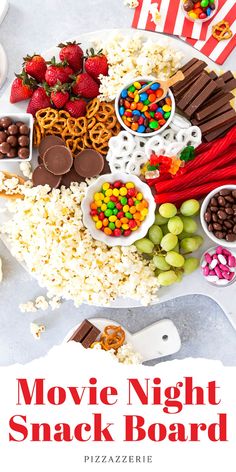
xmin=0 ymin=172 xmax=32 ymax=196
xmin=93 ymin=33 xmax=183 ymax=101
xmin=30 ymin=322 xmax=45 ymax=340
xmin=124 ymin=0 xmax=139 ymax=8
xmin=49 ymin=296 xmax=62 ymax=311
xmin=19 ymin=162 xmax=32 ymax=180
xmin=2 ymin=183 xmax=159 ymax=307
xmin=19 ymin=301 xmax=37 ymax=313
xmin=35 ymin=296 xmax=49 ymax=311
xmin=93 ymin=342 xmax=142 ymax=365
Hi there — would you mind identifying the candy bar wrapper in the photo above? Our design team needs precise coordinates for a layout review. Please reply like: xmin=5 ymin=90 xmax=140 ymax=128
xmin=133 ymin=0 xmax=236 ymax=62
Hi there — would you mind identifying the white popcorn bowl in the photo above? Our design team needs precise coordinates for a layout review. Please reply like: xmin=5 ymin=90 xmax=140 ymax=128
xmin=115 ymin=76 xmax=175 ymax=138
xmin=200 ymin=185 xmax=236 ymax=249
xmin=0 ymin=113 xmax=33 ymax=163
xmin=81 ymin=173 xmax=156 ymax=247
xmin=181 ymin=0 xmax=218 ymax=24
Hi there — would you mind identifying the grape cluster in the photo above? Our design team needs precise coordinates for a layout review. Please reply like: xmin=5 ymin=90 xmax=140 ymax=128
xmin=135 ymin=199 xmax=203 ymax=286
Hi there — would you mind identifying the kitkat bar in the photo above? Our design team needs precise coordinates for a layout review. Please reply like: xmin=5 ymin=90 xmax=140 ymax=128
xmin=195 ymin=92 xmax=234 ymax=121
xmin=208 ymin=71 xmax=218 ymax=80
xmin=181 ymin=78 xmax=217 ymax=118
xmin=224 ymin=77 xmax=236 ymax=93
xmin=204 ymin=120 xmax=236 ymax=142
xmin=200 ymin=109 xmax=236 ymax=135
xmin=180 ymin=58 xmax=198 ymax=73
xmin=68 ymin=319 xmax=101 ymax=347
xmin=177 ymin=73 xmax=211 ymax=111
xmin=192 ymin=103 xmax=232 ymax=126
xmin=171 ymin=59 xmax=207 ymax=93
xmin=220 ymin=71 xmax=234 ymax=82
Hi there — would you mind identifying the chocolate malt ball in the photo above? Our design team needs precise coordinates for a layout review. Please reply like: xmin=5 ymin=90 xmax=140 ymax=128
xmin=7 ymin=148 xmax=18 ymax=158
xmin=18 ymin=135 xmax=30 ymax=147
xmin=0 ymin=131 xmax=7 ymax=143
xmin=0 ymin=142 xmax=11 ymax=154
xmin=19 ymin=124 xmax=29 ymax=135
xmin=8 ymin=124 xmax=19 ymax=135
xmin=7 ymin=135 xmax=18 ymax=147
xmin=18 ymin=147 xmax=30 ymax=159
xmin=0 ymin=117 xmax=12 ymax=129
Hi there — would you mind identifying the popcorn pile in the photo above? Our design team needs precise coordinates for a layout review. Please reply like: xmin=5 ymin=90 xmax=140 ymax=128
xmin=93 ymin=342 xmax=142 ymax=365
xmin=2 ymin=182 xmax=159 ymax=306
xmin=93 ymin=33 xmax=183 ymax=101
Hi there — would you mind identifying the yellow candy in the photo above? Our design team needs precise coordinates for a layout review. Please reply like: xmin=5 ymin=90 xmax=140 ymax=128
xmin=94 ymin=192 xmax=101 ymax=201
xmin=188 ymin=11 xmax=198 ymax=19
xmin=101 ymin=203 xmax=107 ymax=212
xmin=134 ymin=94 xmax=140 ymax=103
xmin=96 ymin=221 xmax=103 ymax=229
xmin=136 ymin=192 xmax=143 ymax=201
xmin=163 ymin=105 xmax=171 ymax=112
xmin=122 ymin=224 xmax=129 ymax=230
xmin=105 ymin=189 xmax=113 ymax=197
xmin=112 ymin=188 xmax=120 ymax=197
xmin=102 ymin=182 xmax=110 ymax=191
xmin=141 ymin=208 xmax=148 ymax=216
xmin=96 ymin=200 xmax=103 ymax=207
xmin=126 ymin=182 xmax=135 ymax=189
xmin=123 ymin=204 xmax=129 ymax=212
xmin=134 ymin=81 xmax=141 ymax=89
xmin=141 ymin=105 xmax=148 ymax=112
xmin=109 ymin=215 xmax=117 ymax=222
xmin=120 ymin=187 xmax=127 ymax=196
xmin=93 ymin=216 xmax=99 ymax=222
xmin=131 ymin=226 xmax=138 ymax=231
xmin=104 ymin=196 xmax=110 ymax=203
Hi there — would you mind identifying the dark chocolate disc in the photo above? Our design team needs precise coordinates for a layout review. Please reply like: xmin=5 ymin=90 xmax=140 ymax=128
xmin=43 ymin=145 xmax=73 ymax=175
xmin=74 ymin=149 xmax=104 ymax=178
xmin=32 ymin=165 xmax=62 ymax=189
xmin=39 ymin=135 xmax=65 ymax=159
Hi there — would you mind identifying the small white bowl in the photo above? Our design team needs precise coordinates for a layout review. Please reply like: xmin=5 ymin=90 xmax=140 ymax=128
xmin=200 ymin=185 xmax=236 ymax=249
xmin=81 ymin=173 xmax=156 ymax=247
xmin=115 ymin=76 xmax=175 ymax=138
xmin=200 ymin=246 xmax=236 ymax=287
xmin=0 ymin=113 xmax=33 ymax=163
xmin=182 ymin=0 xmax=218 ymax=23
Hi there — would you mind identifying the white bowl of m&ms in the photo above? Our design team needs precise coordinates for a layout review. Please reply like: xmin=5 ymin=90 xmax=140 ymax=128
xmin=81 ymin=173 xmax=156 ymax=247
xmin=182 ymin=0 xmax=218 ymax=22
xmin=115 ymin=76 xmax=175 ymax=138
xmin=201 ymin=246 xmax=236 ymax=287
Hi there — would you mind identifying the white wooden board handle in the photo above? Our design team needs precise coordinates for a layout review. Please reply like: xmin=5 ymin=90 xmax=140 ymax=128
xmin=132 ymin=319 xmax=181 ymax=363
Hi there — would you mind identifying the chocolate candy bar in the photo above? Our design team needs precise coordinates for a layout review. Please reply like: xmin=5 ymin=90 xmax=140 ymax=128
xmin=182 ymin=78 xmax=217 ymax=118
xmin=180 ymin=58 xmax=198 ymax=73
xmin=195 ymin=92 xmax=234 ymax=121
xmin=172 ymin=59 xmax=207 ymax=93
xmin=204 ymin=120 xmax=236 ymax=142
xmin=177 ymin=73 xmax=211 ymax=110
xmin=200 ymin=109 xmax=236 ymax=135
xmin=224 ymin=78 xmax=236 ymax=93
xmin=68 ymin=319 xmax=100 ymax=347
xmin=208 ymin=71 xmax=218 ymax=80
xmin=192 ymin=103 xmax=232 ymax=126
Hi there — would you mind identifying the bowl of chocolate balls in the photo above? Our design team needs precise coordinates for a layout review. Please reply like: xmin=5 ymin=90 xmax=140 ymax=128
xmin=0 ymin=114 xmax=33 ymax=162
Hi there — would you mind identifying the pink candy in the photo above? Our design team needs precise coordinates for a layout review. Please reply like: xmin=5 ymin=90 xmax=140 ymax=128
xmin=201 ymin=245 xmax=236 ymax=286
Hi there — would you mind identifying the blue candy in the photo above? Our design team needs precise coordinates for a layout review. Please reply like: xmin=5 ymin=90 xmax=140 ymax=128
xmin=133 ymin=110 xmax=141 ymax=116
xmin=157 ymin=107 xmax=164 ymax=114
xmin=206 ymin=7 xmax=211 ymax=16
xmin=139 ymin=92 xmax=148 ymax=101
xmin=150 ymin=83 xmax=160 ymax=91
xmin=121 ymin=89 xmax=128 ymax=98
xmin=119 ymin=107 xmax=125 ymax=115
xmin=137 ymin=125 xmax=145 ymax=133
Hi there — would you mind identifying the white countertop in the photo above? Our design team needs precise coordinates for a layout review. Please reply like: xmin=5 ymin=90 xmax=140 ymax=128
xmin=0 ymin=0 xmax=236 ymax=367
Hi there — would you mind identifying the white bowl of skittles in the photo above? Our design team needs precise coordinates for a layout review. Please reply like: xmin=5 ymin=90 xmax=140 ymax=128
xmin=115 ymin=76 xmax=175 ymax=138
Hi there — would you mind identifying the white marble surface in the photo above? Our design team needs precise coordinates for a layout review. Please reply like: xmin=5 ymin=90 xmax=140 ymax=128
xmin=0 ymin=0 xmax=236 ymax=367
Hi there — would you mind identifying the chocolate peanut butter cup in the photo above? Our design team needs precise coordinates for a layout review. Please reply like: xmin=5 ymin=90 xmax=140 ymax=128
xmin=43 ymin=145 xmax=73 ymax=175
xmin=74 ymin=149 xmax=104 ymax=178
xmin=39 ymin=135 xmax=65 ymax=159
xmin=32 ymin=165 xmax=62 ymax=189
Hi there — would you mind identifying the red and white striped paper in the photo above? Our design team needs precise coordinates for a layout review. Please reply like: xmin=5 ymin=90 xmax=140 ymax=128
xmin=132 ymin=0 xmax=236 ymax=65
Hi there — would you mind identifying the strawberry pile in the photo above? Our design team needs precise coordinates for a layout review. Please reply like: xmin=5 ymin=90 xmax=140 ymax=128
xmin=10 ymin=42 xmax=109 ymax=118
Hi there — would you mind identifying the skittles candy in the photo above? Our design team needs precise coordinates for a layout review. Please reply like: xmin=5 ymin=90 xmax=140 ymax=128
xmin=117 ymin=79 xmax=173 ymax=135
xmin=90 ymin=180 xmax=149 ymax=237
xmin=183 ymin=0 xmax=217 ymax=21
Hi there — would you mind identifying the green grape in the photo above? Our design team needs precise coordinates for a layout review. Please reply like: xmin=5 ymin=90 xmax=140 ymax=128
xmin=161 ymin=224 xmax=170 ymax=235
xmin=160 ymin=233 xmax=178 ymax=251
xmin=165 ymin=251 xmax=185 ymax=268
xmin=167 ymin=216 xmax=184 ymax=235
xmin=184 ymin=257 xmax=200 ymax=274
xmin=157 ymin=270 xmax=178 ymax=286
xmin=155 ymin=213 xmax=168 ymax=225
xmin=159 ymin=203 xmax=177 ymax=219
xmin=135 ymin=238 xmax=154 ymax=254
xmin=148 ymin=225 xmax=163 ymax=245
xmin=178 ymin=231 xmax=192 ymax=241
xmin=180 ymin=199 xmax=200 ymax=216
xmin=180 ymin=236 xmax=203 ymax=254
xmin=181 ymin=216 xmax=198 ymax=234
xmin=153 ymin=255 xmax=171 ymax=271
xmin=155 ymin=269 xmax=161 ymax=276
xmin=173 ymin=242 xmax=180 ymax=253
xmin=175 ymin=270 xmax=183 ymax=283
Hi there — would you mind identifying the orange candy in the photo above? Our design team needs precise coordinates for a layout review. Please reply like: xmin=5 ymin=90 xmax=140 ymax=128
xmin=104 ymin=227 xmax=112 ymax=235
xmin=131 ymin=123 xmax=139 ymax=131
xmin=134 ymin=212 xmax=141 ymax=220
xmin=149 ymin=93 xmax=156 ymax=102
xmin=103 ymin=218 xmax=109 ymax=227
xmin=90 ymin=202 xmax=97 ymax=210
xmin=137 ymin=102 xmax=143 ymax=111
xmin=130 ymin=102 xmax=137 ymax=110
xmin=165 ymin=97 xmax=172 ymax=106
xmin=120 ymin=217 xmax=128 ymax=224
xmin=156 ymin=88 xmax=164 ymax=98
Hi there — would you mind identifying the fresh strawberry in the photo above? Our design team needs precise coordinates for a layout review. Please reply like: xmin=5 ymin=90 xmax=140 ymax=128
xmin=27 ymin=87 xmax=52 ymax=116
xmin=10 ymin=71 xmax=36 ymax=103
xmin=65 ymin=98 xmax=87 ymax=118
xmin=45 ymin=57 xmax=73 ymax=86
xmin=23 ymin=54 xmax=47 ymax=83
xmin=72 ymin=72 xmax=99 ymax=99
xmin=58 ymin=41 xmax=83 ymax=73
xmin=51 ymin=90 xmax=69 ymax=109
xmin=84 ymin=49 xmax=108 ymax=82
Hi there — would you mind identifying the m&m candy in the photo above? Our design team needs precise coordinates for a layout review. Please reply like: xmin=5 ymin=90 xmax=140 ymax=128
xmin=118 ymin=80 xmax=172 ymax=134
xmin=90 ymin=181 xmax=149 ymax=237
xmin=183 ymin=0 xmax=217 ymax=21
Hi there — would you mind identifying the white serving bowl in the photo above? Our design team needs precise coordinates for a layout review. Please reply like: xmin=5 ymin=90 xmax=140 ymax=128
xmin=200 ymin=185 xmax=236 ymax=249
xmin=81 ymin=173 xmax=156 ymax=247
xmin=115 ymin=76 xmax=175 ymax=138
xmin=0 ymin=113 xmax=33 ymax=162
xmin=181 ymin=0 xmax=218 ymax=23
